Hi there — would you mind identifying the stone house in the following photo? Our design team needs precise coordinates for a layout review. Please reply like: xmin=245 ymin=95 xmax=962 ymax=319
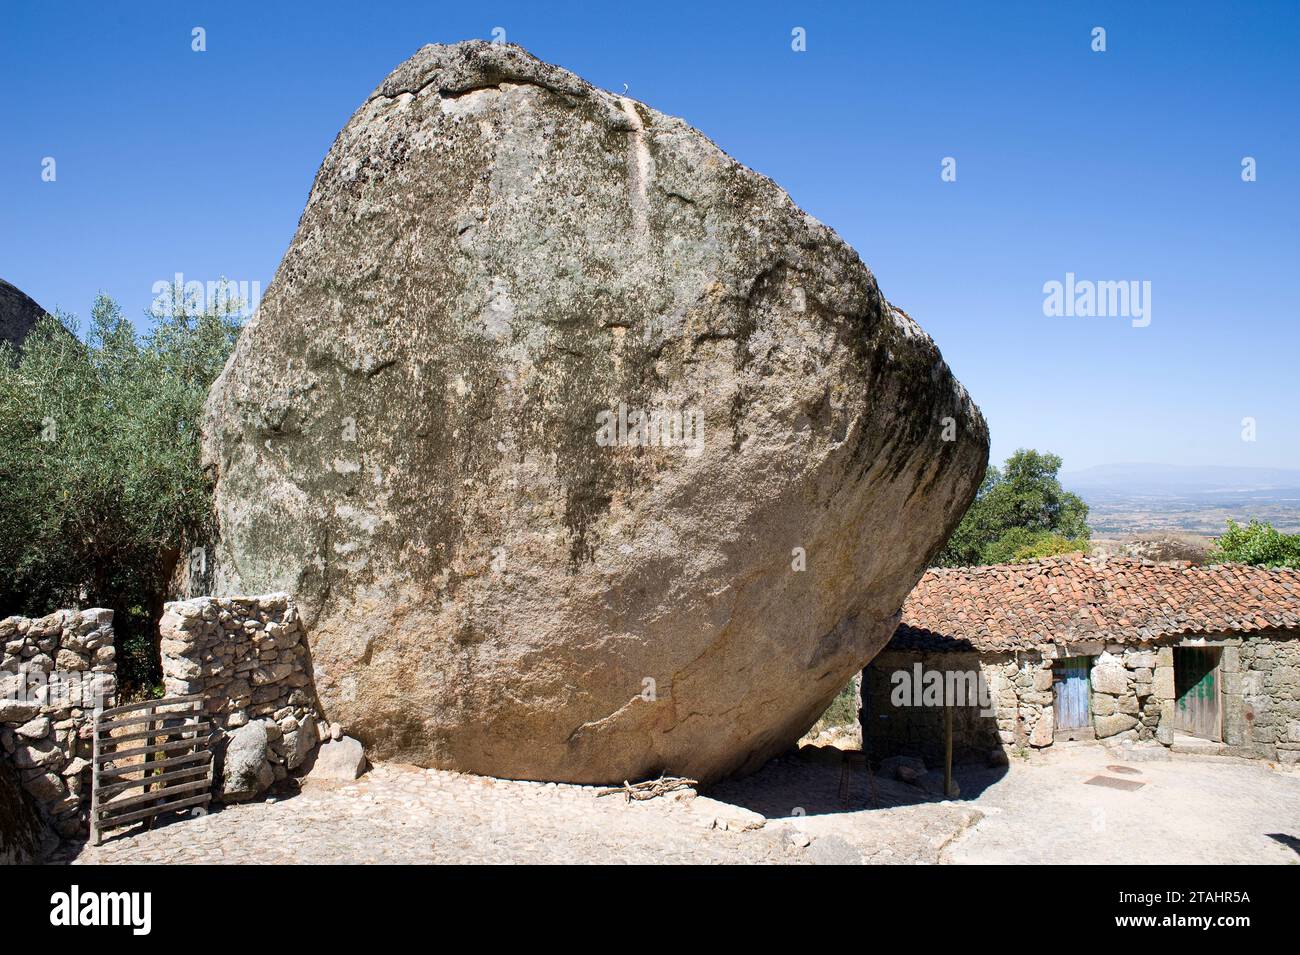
xmin=861 ymin=556 xmax=1300 ymax=766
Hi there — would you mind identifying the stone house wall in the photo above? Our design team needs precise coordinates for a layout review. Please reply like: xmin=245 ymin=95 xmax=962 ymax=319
xmin=1037 ymin=641 xmax=1164 ymax=744
xmin=864 ymin=629 xmax=1300 ymax=765
xmin=158 ymin=593 xmax=330 ymax=799
xmin=862 ymin=650 xmax=1007 ymax=766
xmin=1231 ymin=632 xmax=1300 ymax=762
xmin=0 ymin=609 xmax=116 ymax=841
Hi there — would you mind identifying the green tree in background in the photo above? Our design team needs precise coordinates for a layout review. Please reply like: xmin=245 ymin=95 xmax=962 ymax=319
xmin=1207 ymin=519 xmax=1300 ymax=569
xmin=937 ymin=449 xmax=1090 ymax=567
xmin=0 ymin=286 xmax=241 ymax=693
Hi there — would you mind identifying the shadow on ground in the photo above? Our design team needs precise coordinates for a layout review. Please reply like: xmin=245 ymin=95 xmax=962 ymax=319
xmin=1266 ymin=833 xmax=1300 ymax=856
xmin=705 ymin=744 xmax=1007 ymax=819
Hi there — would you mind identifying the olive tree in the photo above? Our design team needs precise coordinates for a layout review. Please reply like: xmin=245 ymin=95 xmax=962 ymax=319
xmin=0 ymin=286 xmax=241 ymax=691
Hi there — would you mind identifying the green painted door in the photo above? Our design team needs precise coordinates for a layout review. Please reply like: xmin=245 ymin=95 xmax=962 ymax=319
xmin=1173 ymin=647 xmax=1221 ymax=740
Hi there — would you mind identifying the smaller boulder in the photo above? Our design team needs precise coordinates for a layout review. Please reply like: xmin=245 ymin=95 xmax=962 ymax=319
xmin=220 ymin=720 xmax=272 ymax=802
xmin=689 ymin=796 xmax=766 ymax=832
xmin=0 ymin=699 xmax=40 ymax=723
xmin=0 ymin=279 xmax=53 ymax=353
xmin=784 ymin=827 xmax=812 ymax=849
xmin=1092 ymin=666 xmax=1129 ymax=696
xmin=284 ymin=720 xmax=318 ymax=771
xmin=13 ymin=739 xmax=62 ymax=770
xmin=1029 ymin=710 xmax=1055 ymax=747
xmin=305 ymin=736 xmax=367 ymax=782
xmin=21 ymin=770 xmax=66 ymax=802
xmin=879 ymin=755 xmax=926 ymax=784
xmin=15 ymin=716 xmax=50 ymax=740
xmin=1095 ymin=714 xmax=1139 ymax=739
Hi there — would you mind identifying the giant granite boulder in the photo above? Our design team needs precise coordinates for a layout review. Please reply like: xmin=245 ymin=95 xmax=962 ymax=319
xmin=203 ymin=41 xmax=988 ymax=783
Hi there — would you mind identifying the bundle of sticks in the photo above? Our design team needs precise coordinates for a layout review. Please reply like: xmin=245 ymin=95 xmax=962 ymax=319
xmin=596 ymin=774 xmax=699 ymax=802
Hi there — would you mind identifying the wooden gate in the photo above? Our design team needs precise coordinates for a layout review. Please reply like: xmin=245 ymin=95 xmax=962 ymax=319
xmin=1173 ymin=646 xmax=1221 ymax=740
xmin=91 ymin=694 xmax=214 ymax=845
xmin=1053 ymin=656 xmax=1092 ymax=735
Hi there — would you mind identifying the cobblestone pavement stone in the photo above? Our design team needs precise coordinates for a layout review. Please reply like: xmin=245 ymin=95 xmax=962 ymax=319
xmin=68 ymin=753 xmax=971 ymax=865
xmin=64 ymin=743 xmax=1299 ymax=865
xmin=70 ymin=764 xmax=798 ymax=864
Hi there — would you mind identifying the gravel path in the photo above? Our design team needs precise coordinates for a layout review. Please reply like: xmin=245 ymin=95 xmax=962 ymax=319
xmin=943 ymin=743 xmax=1300 ymax=865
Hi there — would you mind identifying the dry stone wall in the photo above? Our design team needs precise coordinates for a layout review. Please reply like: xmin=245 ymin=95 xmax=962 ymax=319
xmin=159 ymin=594 xmax=332 ymax=801
xmin=0 ymin=609 xmax=116 ymax=842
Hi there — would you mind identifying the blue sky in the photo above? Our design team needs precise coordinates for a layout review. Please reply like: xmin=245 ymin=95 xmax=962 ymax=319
xmin=2 ymin=1 xmax=1297 ymax=471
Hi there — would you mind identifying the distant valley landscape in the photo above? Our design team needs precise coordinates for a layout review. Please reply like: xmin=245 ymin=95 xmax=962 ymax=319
xmin=1063 ymin=464 xmax=1300 ymax=536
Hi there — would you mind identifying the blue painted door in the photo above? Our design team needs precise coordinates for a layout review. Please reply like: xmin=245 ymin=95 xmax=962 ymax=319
xmin=1053 ymin=656 xmax=1091 ymax=731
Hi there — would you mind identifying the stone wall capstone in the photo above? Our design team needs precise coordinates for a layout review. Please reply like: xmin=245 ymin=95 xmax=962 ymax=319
xmin=0 ymin=609 xmax=116 ymax=843
xmin=159 ymin=594 xmax=333 ymax=801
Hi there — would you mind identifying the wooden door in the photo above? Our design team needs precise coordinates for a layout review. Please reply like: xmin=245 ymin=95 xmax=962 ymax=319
xmin=1053 ymin=656 xmax=1091 ymax=731
xmin=1174 ymin=647 xmax=1221 ymax=740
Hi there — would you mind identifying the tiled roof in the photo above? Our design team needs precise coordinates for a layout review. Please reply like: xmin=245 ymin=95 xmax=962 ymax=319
xmin=891 ymin=555 xmax=1300 ymax=653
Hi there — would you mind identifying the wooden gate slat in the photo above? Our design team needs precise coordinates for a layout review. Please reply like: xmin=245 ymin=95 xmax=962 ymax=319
xmin=99 ymin=749 xmax=211 ymax=779
xmin=98 ymin=722 xmax=210 ymax=747
xmin=96 ymin=709 xmax=203 ymax=732
xmin=91 ymin=695 xmax=214 ymax=845
xmin=95 ymin=793 xmax=213 ymax=833
xmin=94 ymin=734 xmax=212 ymax=764
xmin=98 ymin=777 xmax=213 ymax=813
xmin=97 ymin=693 xmax=204 ymax=717
xmin=98 ymin=763 xmax=213 ymax=800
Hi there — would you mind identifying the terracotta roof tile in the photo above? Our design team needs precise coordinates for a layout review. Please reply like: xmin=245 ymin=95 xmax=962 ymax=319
xmin=891 ymin=555 xmax=1300 ymax=653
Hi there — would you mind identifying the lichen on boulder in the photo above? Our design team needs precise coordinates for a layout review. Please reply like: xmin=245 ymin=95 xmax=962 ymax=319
xmin=202 ymin=41 xmax=988 ymax=784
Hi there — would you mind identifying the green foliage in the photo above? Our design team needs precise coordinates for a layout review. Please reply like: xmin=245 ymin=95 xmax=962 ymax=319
xmin=937 ymin=449 xmax=1090 ymax=567
xmin=0 ymin=286 xmax=241 ymax=692
xmin=983 ymin=529 xmax=1088 ymax=564
xmin=1207 ymin=519 xmax=1300 ymax=569
xmin=815 ymin=680 xmax=859 ymax=729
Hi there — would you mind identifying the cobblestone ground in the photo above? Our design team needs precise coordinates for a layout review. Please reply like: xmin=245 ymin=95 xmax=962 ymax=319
xmin=65 ymin=743 xmax=1298 ymax=865
xmin=70 ymin=765 xmax=797 ymax=864
xmin=69 ymin=751 xmax=974 ymax=865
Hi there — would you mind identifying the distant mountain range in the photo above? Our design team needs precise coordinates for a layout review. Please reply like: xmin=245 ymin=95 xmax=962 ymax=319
xmin=1063 ymin=463 xmax=1300 ymax=495
xmin=1060 ymin=464 xmax=1300 ymax=535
